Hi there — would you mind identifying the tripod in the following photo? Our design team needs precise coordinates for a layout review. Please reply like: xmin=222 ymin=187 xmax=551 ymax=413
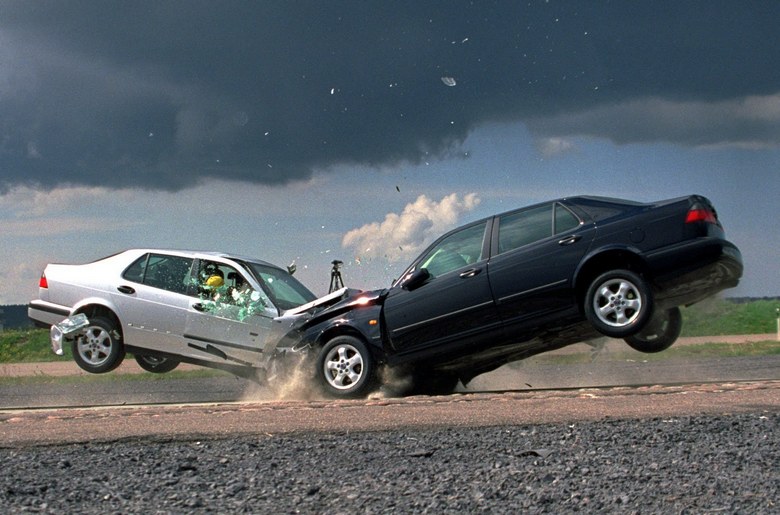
xmin=329 ymin=260 xmax=344 ymax=292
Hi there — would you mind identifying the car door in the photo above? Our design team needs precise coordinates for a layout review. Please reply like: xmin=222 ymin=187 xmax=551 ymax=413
xmin=487 ymin=202 xmax=595 ymax=331
xmin=382 ymin=219 xmax=501 ymax=355
xmin=111 ymin=252 xmax=195 ymax=354
xmin=183 ymin=260 xmax=279 ymax=368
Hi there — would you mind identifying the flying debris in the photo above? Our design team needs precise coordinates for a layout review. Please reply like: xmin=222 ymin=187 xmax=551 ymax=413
xmin=396 ymin=185 xmax=400 ymax=192
xmin=440 ymin=76 xmax=457 ymax=87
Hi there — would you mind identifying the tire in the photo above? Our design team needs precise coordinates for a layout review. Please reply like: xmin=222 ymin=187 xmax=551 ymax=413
xmin=134 ymin=354 xmax=180 ymax=373
xmin=624 ymin=307 xmax=682 ymax=353
xmin=71 ymin=317 xmax=125 ymax=374
xmin=584 ymin=269 xmax=653 ymax=338
xmin=316 ymin=336 xmax=376 ymax=398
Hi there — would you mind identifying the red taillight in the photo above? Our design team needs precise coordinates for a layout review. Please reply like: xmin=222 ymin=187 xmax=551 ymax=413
xmin=685 ymin=206 xmax=718 ymax=224
xmin=39 ymin=273 xmax=48 ymax=289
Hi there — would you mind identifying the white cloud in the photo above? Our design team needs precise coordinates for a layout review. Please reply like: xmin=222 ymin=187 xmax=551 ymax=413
xmin=341 ymin=193 xmax=480 ymax=263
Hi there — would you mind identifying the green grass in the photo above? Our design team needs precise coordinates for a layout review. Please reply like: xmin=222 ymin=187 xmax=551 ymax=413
xmin=681 ymin=298 xmax=779 ymax=336
xmin=0 ymin=328 xmax=70 ymax=363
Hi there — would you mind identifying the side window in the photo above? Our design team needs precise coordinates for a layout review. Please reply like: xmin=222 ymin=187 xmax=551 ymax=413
xmin=135 ymin=254 xmax=194 ymax=294
xmin=554 ymin=203 xmax=581 ymax=234
xmin=122 ymin=254 xmax=148 ymax=283
xmin=419 ymin=221 xmax=487 ymax=278
xmin=497 ymin=204 xmax=553 ymax=254
xmin=197 ymin=260 xmax=274 ymax=319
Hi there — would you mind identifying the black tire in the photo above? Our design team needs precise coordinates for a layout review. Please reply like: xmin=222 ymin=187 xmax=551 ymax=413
xmin=584 ymin=269 xmax=653 ymax=338
xmin=134 ymin=354 xmax=180 ymax=373
xmin=316 ymin=335 xmax=376 ymax=398
xmin=624 ymin=307 xmax=682 ymax=353
xmin=71 ymin=317 xmax=125 ymax=374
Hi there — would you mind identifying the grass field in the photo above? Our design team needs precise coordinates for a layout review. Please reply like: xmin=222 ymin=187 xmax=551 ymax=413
xmin=680 ymin=298 xmax=779 ymax=336
xmin=1 ymin=298 xmax=778 ymax=364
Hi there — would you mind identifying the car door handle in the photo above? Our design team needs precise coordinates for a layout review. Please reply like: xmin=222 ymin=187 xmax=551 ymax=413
xmin=558 ymin=235 xmax=581 ymax=246
xmin=459 ymin=268 xmax=482 ymax=279
xmin=117 ymin=285 xmax=135 ymax=295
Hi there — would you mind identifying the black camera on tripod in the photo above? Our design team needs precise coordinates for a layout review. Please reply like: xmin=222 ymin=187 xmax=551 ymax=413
xmin=329 ymin=260 xmax=344 ymax=292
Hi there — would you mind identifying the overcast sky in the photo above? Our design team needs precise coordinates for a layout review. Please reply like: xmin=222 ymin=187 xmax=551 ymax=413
xmin=1 ymin=1 xmax=779 ymax=304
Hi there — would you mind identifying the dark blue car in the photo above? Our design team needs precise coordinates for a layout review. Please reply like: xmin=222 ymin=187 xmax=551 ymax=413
xmin=295 ymin=194 xmax=742 ymax=397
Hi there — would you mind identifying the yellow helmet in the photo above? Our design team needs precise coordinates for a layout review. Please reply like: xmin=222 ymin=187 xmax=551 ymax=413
xmin=206 ymin=274 xmax=224 ymax=288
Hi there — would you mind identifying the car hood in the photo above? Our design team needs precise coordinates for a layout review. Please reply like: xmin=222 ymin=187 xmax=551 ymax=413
xmin=275 ymin=287 xmax=384 ymax=327
xmin=281 ymin=287 xmax=354 ymax=316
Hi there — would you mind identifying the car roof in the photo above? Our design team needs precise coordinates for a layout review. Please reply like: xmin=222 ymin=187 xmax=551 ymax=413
xmin=119 ymin=248 xmax=281 ymax=269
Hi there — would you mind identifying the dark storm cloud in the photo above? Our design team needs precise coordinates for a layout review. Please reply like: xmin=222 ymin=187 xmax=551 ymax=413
xmin=1 ymin=0 xmax=779 ymax=191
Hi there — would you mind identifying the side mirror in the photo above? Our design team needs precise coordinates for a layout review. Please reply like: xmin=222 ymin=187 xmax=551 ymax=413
xmin=401 ymin=268 xmax=430 ymax=291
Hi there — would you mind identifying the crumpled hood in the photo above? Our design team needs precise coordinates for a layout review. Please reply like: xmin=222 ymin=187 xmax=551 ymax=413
xmin=281 ymin=287 xmax=355 ymax=316
xmin=275 ymin=287 xmax=384 ymax=327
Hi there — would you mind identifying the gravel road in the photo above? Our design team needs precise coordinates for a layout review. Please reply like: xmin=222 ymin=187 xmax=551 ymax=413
xmin=1 ymin=412 xmax=776 ymax=513
xmin=2 ymin=338 xmax=777 ymax=513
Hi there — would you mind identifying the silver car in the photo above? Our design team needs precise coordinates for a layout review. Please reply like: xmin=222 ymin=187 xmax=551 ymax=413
xmin=28 ymin=249 xmax=347 ymax=378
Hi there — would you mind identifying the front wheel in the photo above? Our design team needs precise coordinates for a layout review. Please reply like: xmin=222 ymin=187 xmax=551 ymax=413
xmin=134 ymin=354 xmax=180 ymax=373
xmin=624 ymin=307 xmax=682 ymax=353
xmin=584 ymin=269 xmax=653 ymax=338
xmin=72 ymin=317 xmax=125 ymax=374
xmin=316 ymin=336 xmax=376 ymax=398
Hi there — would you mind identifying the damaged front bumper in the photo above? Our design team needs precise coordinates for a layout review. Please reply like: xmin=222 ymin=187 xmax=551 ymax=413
xmin=49 ymin=313 xmax=90 ymax=355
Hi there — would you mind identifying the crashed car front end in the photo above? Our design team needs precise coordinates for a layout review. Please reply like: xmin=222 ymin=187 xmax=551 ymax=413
xmin=275 ymin=288 xmax=385 ymax=356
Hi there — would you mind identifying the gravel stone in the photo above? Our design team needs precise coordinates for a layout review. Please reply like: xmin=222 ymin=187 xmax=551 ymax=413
xmin=0 ymin=412 xmax=777 ymax=513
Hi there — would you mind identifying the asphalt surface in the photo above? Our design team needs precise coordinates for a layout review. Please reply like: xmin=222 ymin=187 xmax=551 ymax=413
xmin=2 ymin=334 xmax=778 ymax=409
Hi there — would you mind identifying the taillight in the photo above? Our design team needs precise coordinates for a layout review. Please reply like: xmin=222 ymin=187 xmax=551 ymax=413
xmin=685 ymin=203 xmax=718 ymax=225
xmin=39 ymin=272 xmax=48 ymax=289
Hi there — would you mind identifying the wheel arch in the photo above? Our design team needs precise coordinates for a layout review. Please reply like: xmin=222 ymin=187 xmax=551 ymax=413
xmin=314 ymin=324 xmax=382 ymax=362
xmin=573 ymin=247 xmax=651 ymax=312
xmin=72 ymin=300 xmax=124 ymax=341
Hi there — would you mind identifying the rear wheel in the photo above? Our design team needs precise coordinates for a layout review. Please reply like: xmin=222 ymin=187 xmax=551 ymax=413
xmin=316 ymin=336 xmax=376 ymax=398
xmin=584 ymin=269 xmax=653 ymax=338
xmin=134 ymin=354 xmax=180 ymax=373
xmin=72 ymin=317 xmax=125 ymax=374
xmin=624 ymin=307 xmax=682 ymax=353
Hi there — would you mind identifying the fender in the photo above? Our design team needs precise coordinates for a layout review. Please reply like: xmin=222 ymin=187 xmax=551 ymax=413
xmin=290 ymin=301 xmax=383 ymax=354
xmin=70 ymin=296 xmax=121 ymax=318
xmin=572 ymin=243 xmax=649 ymax=292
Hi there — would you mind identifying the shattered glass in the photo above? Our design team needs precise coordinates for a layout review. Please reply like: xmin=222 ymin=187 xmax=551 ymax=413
xmin=195 ymin=279 xmax=268 ymax=323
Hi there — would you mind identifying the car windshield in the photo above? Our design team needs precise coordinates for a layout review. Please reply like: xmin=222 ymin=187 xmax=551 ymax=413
xmin=244 ymin=262 xmax=317 ymax=311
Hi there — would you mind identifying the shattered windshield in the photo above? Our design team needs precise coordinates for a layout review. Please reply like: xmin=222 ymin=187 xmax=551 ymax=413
xmin=244 ymin=262 xmax=317 ymax=311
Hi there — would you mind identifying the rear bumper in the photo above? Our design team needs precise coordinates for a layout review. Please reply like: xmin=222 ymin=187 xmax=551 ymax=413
xmin=645 ymin=238 xmax=743 ymax=307
xmin=28 ymin=300 xmax=71 ymax=328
